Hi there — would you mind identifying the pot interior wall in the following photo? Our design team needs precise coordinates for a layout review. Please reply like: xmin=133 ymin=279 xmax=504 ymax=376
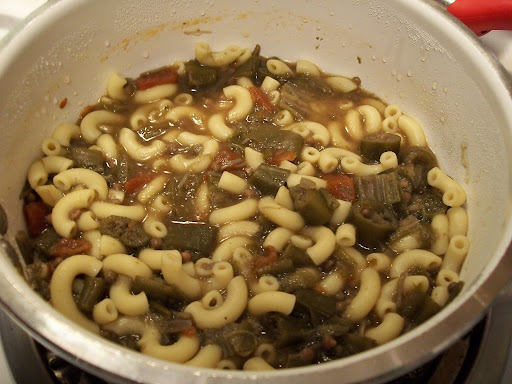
xmin=0 ymin=0 xmax=511 ymax=383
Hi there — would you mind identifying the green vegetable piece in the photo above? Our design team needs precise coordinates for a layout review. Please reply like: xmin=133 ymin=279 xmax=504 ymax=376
xmin=162 ymin=222 xmax=218 ymax=255
xmin=185 ymin=60 xmax=217 ymax=88
xmin=68 ymin=147 xmax=105 ymax=173
xmin=255 ymin=258 xmax=294 ymax=277
xmin=103 ymin=151 xmax=130 ymax=186
xmin=332 ymin=247 xmax=358 ymax=281
xmin=414 ymin=296 xmax=442 ymax=324
xmin=319 ymin=188 xmax=340 ymax=210
xmin=224 ymin=329 xmax=258 ymax=357
xmin=121 ymin=223 xmax=151 ymax=248
xmin=249 ymin=163 xmax=290 ymax=196
xmin=350 ymin=200 xmax=398 ymax=247
xmin=447 ymin=281 xmax=464 ymax=303
xmin=158 ymin=318 xmax=195 ymax=334
xmin=281 ymin=244 xmax=315 ymax=268
xmin=279 ymin=82 xmax=312 ymax=120
xmin=24 ymin=259 xmax=50 ymax=300
xmin=295 ymin=288 xmax=338 ymax=326
xmin=388 ymin=215 xmax=432 ymax=253
xmin=407 ymin=189 xmax=447 ymax=220
xmin=263 ymin=313 xmax=306 ymax=348
xmin=285 ymin=352 xmax=310 ymax=368
xmin=354 ymin=171 xmax=402 ymax=205
xmin=77 ymin=276 xmax=107 ymax=313
xmin=278 ymin=267 xmax=321 ymax=293
xmin=318 ymin=316 xmax=352 ymax=337
xmin=399 ymin=146 xmax=438 ymax=189
xmin=149 ymin=300 xmax=173 ymax=316
xmin=132 ymin=276 xmax=181 ymax=302
xmin=31 ymin=228 xmax=60 ymax=256
xmin=289 ymin=185 xmax=333 ymax=225
xmin=98 ymin=216 xmax=150 ymax=248
xmin=291 ymin=74 xmax=334 ymax=97
xmin=235 ymin=123 xmax=304 ymax=158
xmin=360 ymin=132 xmax=401 ymax=162
xmin=341 ymin=334 xmax=377 ymax=354
xmin=233 ymin=55 xmax=261 ymax=79
xmin=101 ymin=99 xmax=131 ymax=114
xmin=397 ymin=285 xmax=428 ymax=321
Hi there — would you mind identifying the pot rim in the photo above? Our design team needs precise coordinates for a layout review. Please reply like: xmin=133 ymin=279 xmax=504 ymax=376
xmin=1 ymin=0 xmax=512 ymax=383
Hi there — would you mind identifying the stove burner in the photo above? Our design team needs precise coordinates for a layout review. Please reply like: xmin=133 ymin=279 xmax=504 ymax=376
xmin=43 ymin=347 xmax=108 ymax=384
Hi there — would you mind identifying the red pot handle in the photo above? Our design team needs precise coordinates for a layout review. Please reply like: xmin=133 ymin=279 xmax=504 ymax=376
xmin=446 ymin=0 xmax=512 ymax=36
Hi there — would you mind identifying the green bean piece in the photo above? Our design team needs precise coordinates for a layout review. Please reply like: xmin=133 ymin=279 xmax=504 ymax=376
xmin=163 ymin=173 xmax=204 ymax=221
xmin=397 ymin=285 xmax=428 ymax=321
xmin=295 ymin=288 xmax=337 ymax=326
xmin=101 ymin=98 xmax=131 ymax=113
xmin=149 ymin=300 xmax=173 ymax=316
xmin=158 ymin=317 xmax=194 ymax=334
xmin=24 ymin=259 xmax=51 ymax=300
xmin=388 ymin=215 xmax=432 ymax=253
xmin=162 ymin=222 xmax=218 ymax=255
xmin=98 ymin=215 xmax=130 ymax=239
xmin=341 ymin=334 xmax=377 ymax=355
xmin=77 ymin=276 xmax=107 ymax=313
xmin=399 ymin=146 xmax=438 ymax=189
xmin=31 ymin=228 xmax=61 ymax=256
xmin=232 ymin=56 xmax=261 ymax=80
xmin=407 ymin=189 xmax=447 ymax=220
xmin=278 ymin=267 xmax=321 ymax=293
xmin=122 ymin=222 xmax=151 ymax=248
xmin=447 ymin=281 xmax=465 ymax=303
xmin=319 ymin=188 xmax=340 ymax=210
xmin=99 ymin=216 xmax=150 ymax=249
xmin=286 ymin=352 xmax=310 ymax=368
xmin=281 ymin=244 xmax=315 ymax=268
xmin=235 ymin=123 xmax=304 ymax=158
xmin=413 ymin=296 xmax=442 ymax=324
xmin=255 ymin=258 xmax=294 ymax=277
xmin=68 ymin=147 xmax=105 ymax=173
xmin=350 ymin=200 xmax=398 ymax=247
xmin=279 ymin=82 xmax=312 ymax=120
xmin=289 ymin=185 xmax=333 ymax=225
xmin=103 ymin=151 xmax=130 ymax=186
xmin=185 ymin=60 xmax=217 ymax=88
xmin=354 ymin=171 xmax=402 ymax=205
xmin=249 ymin=163 xmax=290 ymax=196
xmin=132 ymin=276 xmax=182 ymax=303
xmin=290 ymin=74 xmax=334 ymax=97
xmin=318 ymin=316 xmax=352 ymax=337
xmin=224 ymin=329 xmax=258 ymax=357
xmin=332 ymin=247 xmax=358 ymax=281
xmin=263 ymin=313 xmax=306 ymax=348
xmin=360 ymin=132 xmax=401 ymax=162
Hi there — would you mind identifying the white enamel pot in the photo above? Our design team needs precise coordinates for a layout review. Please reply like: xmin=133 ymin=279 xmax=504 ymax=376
xmin=0 ymin=1 xmax=511 ymax=383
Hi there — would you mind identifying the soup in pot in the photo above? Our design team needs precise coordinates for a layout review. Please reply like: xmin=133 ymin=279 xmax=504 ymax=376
xmin=18 ymin=43 xmax=469 ymax=370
